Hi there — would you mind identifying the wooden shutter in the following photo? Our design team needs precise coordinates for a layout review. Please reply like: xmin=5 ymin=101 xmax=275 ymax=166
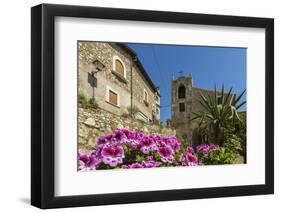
xmin=115 ymin=59 xmax=124 ymax=77
xmin=109 ymin=90 xmax=118 ymax=105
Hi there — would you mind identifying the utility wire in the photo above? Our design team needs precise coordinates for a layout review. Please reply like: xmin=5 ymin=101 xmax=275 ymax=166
xmin=160 ymin=104 xmax=171 ymax=108
xmin=151 ymin=46 xmax=171 ymax=107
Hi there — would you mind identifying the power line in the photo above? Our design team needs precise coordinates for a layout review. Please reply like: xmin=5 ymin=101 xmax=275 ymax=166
xmin=160 ymin=104 xmax=171 ymax=108
xmin=151 ymin=46 xmax=170 ymax=103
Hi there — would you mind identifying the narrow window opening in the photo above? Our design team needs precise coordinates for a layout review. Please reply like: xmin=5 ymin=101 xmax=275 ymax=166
xmin=179 ymin=103 xmax=185 ymax=112
xmin=178 ymin=85 xmax=186 ymax=99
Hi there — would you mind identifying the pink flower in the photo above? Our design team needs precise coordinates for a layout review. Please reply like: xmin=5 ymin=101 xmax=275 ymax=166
xmin=158 ymin=145 xmax=174 ymax=163
xmin=79 ymin=129 xmax=200 ymax=170
xmin=196 ymin=144 xmax=219 ymax=157
xmin=101 ymin=143 xmax=125 ymax=167
xmin=77 ymin=151 xmax=101 ymax=171
xmin=140 ymin=136 xmax=158 ymax=154
xmin=180 ymin=147 xmax=198 ymax=166
xmin=164 ymin=137 xmax=181 ymax=152
xmin=123 ymin=163 xmax=144 ymax=169
xmin=142 ymin=160 xmax=161 ymax=168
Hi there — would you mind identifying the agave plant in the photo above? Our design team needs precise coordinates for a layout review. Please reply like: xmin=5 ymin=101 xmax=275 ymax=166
xmin=192 ymin=84 xmax=246 ymax=145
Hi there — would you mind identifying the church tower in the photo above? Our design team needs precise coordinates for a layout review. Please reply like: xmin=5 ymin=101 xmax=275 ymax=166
xmin=171 ymin=74 xmax=193 ymax=144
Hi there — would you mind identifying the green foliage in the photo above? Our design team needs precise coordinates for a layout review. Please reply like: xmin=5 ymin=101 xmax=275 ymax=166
xmin=159 ymin=122 xmax=165 ymax=132
xmin=199 ymin=134 xmax=242 ymax=165
xmin=182 ymin=138 xmax=191 ymax=149
xmin=200 ymin=148 xmax=237 ymax=165
xmin=192 ymin=84 xmax=246 ymax=146
xmin=224 ymin=133 xmax=242 ymax=153
xmin=79 ymin=94 xmax=99 ymax=109
xmin=234 ymin=115 xmax=247 ymax=161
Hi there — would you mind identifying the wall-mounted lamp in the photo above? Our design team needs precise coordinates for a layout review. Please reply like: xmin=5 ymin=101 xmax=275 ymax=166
xmin=92 ymin=59 xmax=105 ymax=74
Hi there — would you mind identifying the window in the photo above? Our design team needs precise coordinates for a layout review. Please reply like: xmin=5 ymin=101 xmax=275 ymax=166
xmin=113 ymin=56 xmax=126 ymax=79
xmin=178 ymin=85 xmax=186 ymax=99
xmin=115 ymin=59 xmax=124 ymax=77
xmin=179 ymin=103 xmax=185 ymax=112
xmin=155 ymin=95 xmax=159 ymax=102
xmin=144 ymin=89 xmax=149 ymax=106
xmin=144 ymin=90 xmax=148 ymax=102
xmin=108 ymin=90 xmax=118 ymax=106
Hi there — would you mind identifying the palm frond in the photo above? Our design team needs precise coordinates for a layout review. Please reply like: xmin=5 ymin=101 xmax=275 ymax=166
xmin=234 ymin=89 xmax=246 ymax=106
xmin=221 ymin=84 xmax=225 ymax=105
xmin=236 ymin=101 xmax=246 ymax=110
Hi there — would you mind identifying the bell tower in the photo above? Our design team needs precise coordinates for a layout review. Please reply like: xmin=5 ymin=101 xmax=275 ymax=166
xmin=171 ymin=73 xmax=193 ymax=144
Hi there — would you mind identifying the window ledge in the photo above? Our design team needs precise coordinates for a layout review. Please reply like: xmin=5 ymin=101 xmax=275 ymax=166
xmin=111 ymin=70 xmax=128 ymax=84
xmin=105 ymin=100 xmax=120 ymax=108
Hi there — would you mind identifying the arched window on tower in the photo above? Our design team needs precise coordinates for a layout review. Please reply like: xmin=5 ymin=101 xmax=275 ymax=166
xmin=178 ymin=85 xmax=186 ymax=99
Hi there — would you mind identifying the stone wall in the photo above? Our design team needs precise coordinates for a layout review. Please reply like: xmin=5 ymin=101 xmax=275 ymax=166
xmin=78 ymin=41 xmax=159 ymax=121
xmin=132 ymin=64 xmax=156 ymax=122
xmin=78 ymin=107 xmax=176 ymax=153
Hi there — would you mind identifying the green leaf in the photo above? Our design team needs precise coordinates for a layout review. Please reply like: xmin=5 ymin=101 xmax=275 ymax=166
xmin=234 ymin=89 xmax=246 ymax=106
xmin=236 ymin=101 xmax=246 ymax=110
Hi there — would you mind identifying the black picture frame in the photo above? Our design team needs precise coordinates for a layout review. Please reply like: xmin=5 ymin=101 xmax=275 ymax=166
xmin=31 ymin=3 xmax=274 ymax=209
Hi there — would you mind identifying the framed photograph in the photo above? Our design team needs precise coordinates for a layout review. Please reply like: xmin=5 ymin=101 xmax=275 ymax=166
xmin=31 ymin=3 xmax=274 ymax=209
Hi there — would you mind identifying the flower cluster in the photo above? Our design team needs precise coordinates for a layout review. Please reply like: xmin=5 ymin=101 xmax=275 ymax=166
xmin=78 ymin=151 xmax=101 ymax=171
xmin=196 ymin=144 xmax=220 ymax=157
xmin=78 ymin=129 xmax=199 ymax=171
xmin=179 ymin=147 xmax=198 ymax=166
xmin=122 ymin=156 xmax=162 ymax=169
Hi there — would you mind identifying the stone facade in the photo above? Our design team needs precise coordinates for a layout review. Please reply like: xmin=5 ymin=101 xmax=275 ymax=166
xmin=78 ymin=107 xmax=175 ymax=153
xmin=171 ymin=75 xmax=226 ymax=146
xmin=78 ymin=42 xmax=160 ymax=123
xmin=171 ymin=75 xmax=193 ymax=144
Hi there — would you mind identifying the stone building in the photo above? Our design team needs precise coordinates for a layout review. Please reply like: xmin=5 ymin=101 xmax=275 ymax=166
xmin=78 ymin=41 xmax=160 ymax=123
xmin=171 ymin=74 xmax=229 ymax=146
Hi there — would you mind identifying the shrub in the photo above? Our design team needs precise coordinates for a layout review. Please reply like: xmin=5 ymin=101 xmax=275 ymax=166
xmin=196 ymin=135 xmax=242 ymax=165
xmin=198 ymin=147 xmax=235 ymax=165
xmin=78 ymin=94 xmax=98 ymax=109
xmin=192 ymin=84 xmax=246 ymax=146
xmin=159 ymin=122 xmax=165 ymax=132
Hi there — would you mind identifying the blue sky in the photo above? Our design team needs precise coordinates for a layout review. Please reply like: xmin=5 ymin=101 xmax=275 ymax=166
xmin=127 ymin=43 xmax=247 ymax=124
